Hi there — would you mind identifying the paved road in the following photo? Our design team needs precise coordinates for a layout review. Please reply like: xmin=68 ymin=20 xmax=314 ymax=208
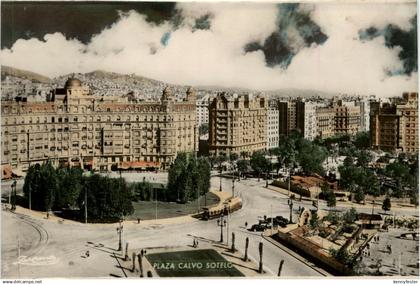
xmin=2 ymin=176 xmax=418 ymax=278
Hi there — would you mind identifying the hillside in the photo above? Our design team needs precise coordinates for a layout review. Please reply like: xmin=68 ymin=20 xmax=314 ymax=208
xmin=1 ymin=65 xmax=51 ymax=83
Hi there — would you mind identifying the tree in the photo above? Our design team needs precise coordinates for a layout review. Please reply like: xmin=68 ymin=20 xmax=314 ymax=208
xmin=23 ymin=162 xmax=57 ymax=211
xmin=309 ymin=211 xmax=319 ymax=229
xmin=356 ymin=150 xmax=373 ymax=168
xmin=276 ymin=135 xmax=297 ymax=174
xmin=196 ymin=157 xmax=211 ymax=196
xmin=229 ymin=153 xmax=239 ymax=162
xmin=354 ymin=131 xmax=370 ymax=148
xmin=343 ymin=207 xmax=357 ymax=224
xmin=132 ymin=180 xmax=153 ymax=201
xmin=297 ymin=140 xmax=328 ymax=176
xmin=198 ymin=124 xmax=209 ymax=136
xmin=382 ymin=196 xmax=391 ymax=212
xmin=167 ymin=153 xmax=189 ymax=202
xmin=321 ymin=181 xmax=336 ymax=208
xmin=250 ymin=151 xmax=269 ymax=181
xmin=166 ymin=153 xmax=211 ymax=203
xmin=54 ymin=167 xmax=83 ymax=209
xmin=237 ymin=159 xmax=249 ymax=180
xmin=78 ymin=174 xmax=134 ymax=221
xmin=410 ymin=192 xmax=418 ymax=207
xmin=353 ymin=186 xmax=365 ymax=203
xmin=329 ymin=248 xmax=352 ymax=266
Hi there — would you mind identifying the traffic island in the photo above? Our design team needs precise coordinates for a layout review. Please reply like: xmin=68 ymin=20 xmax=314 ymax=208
xmin=145 ymin=249 xmax=244 ymax=277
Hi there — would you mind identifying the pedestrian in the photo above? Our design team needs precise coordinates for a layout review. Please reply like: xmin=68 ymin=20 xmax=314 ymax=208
xmin=46 ymin=212 xmax=49 ymax=219
xmin=245 ymin=221 xmax=248 ymax=228
xmin=137 ymin=218 xmax=141 ymax=224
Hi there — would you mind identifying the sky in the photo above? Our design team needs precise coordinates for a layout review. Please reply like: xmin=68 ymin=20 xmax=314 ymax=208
xmin=1 ymin=1 xmax=418 ymax=97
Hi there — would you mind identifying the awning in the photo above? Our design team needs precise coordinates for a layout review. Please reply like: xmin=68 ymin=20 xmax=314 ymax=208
xmin=1 ymin=164 xmax=13 ymax=180
xmin=117 ymin=161 xmax=161 ymax=170
xmin=12 ymin=169 xmax=25 ymax=177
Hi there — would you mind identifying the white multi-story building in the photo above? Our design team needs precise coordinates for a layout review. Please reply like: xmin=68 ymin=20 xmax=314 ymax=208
xmin=267 ymin=102 xmax=279 ymax=149
xmin=196 ymin=94 xmax=212 ymax=127
xmin=356 ymin=96 xmax=375 ymax=132
xmin=303 ymin=102 xmax=318 ymax=141
xmin=297 ymin=100 xmax=326 ymax=141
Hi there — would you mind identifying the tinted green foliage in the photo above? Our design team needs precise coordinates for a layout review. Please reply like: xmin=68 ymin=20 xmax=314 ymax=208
xmin=23 ymin=162 xmax=57 ymax=211
xmin=23 ymin=163 xmax=134 ymax=221
xmin=321 ymin=181 xmax=336 ymax=207
xmin=250 ymin=151 xmax=271 ymax=179
xmin=382 ymin=196 xmax=391 ymax=211
xmin=273 ymin=131 xmax=327 ymax=176
xmin=166 ymin=153 xmax=211 ymax=203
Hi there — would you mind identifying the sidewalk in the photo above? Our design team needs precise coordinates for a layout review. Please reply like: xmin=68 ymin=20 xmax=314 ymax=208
xmin=9 ymin=188 xmax=235 ymax=228
xmin=264 ymin=184 xmax=418 ymax=213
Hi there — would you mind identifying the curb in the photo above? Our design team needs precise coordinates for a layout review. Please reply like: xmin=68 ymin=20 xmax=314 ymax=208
xmin=261 ymin=232 xmax=330 ymax=277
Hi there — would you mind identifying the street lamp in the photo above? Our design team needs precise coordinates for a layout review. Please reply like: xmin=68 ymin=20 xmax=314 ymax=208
xmin=28 ymin=182 xmax=32 ymax=211
xmin=219 ymin=167 xmax=222 ymax=192
xmin=11 ymin=179 xmax=17 ymax=211
xmin=231 ymin=179 xmax=235 ymax=198
xmin=217 ymin=213 xmax=227 ymax=243
xmin=116 ymin=218 xmax=124 ymax=251
xmin=287 ymin=198 xmax=293 ymax=224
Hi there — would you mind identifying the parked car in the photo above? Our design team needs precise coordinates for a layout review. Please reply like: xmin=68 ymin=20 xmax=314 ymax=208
xmin=249 ymin=224 xmax=266 ymax=232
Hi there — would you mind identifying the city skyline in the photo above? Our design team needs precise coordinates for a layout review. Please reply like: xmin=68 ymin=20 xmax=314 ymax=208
xmin=1 ymin=1 xmax=418 ymax=97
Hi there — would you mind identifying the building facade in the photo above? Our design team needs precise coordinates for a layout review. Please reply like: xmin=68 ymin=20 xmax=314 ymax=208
xmin=278 ymin=101 xmax=296 ymax=137
xmin=208 ymin=93 xmax=267 ymax=156
xmin=316 ymin=107 xmax=336 ymax=139
xmin=334 ymin=101 xmax=361 ymax=136
xmin=267 ymin=102 xmax=279 ymax=149
xmin=398 ymin=92 xmax=418 ymax=153
xmin=296 ymin=100 xmax=321 ymax=141
xmin=196 ymin=94 xmax=212 ymax=127
xmin=1 ymin=78 xmax=198 ymax=172
xmin=370 ymin=92 xmax=418 ymax=153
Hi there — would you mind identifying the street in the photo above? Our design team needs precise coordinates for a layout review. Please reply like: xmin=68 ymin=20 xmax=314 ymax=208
xmin=2 ymin=175 xmax=418 ymax=278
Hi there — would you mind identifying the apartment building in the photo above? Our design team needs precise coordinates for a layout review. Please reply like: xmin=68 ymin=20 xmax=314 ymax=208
xmin=316 ymin=107 xmax=336 ymax=139
xmin=196 ymin=94 xmax=212 ymax=127
xmin=398 ymin=92 xmax=418 ymax=153
xmin=278 ymin=101 xmax=297 ymax=137
xmin=370 ymin=92 xmax=418 ymax=153
xmin=267 ymin=102 xmax=279 ymax=149
xmin=1 ymin=78 xmax=198 ymax=172
xmin=208 ymin=93 xmax=267 ymax=156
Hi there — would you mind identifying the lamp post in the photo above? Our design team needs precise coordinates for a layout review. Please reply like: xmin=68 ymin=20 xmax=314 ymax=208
xmin=11 ymin=179 xmax=16 ymax=211
xmin=219 ymin=168 xmax=222 ymax=192
xmin=231 ymin=179 xmax=235 ymax=198
xmin=217 ymin=213 xmax=227 ymax=243
xmin=155 ymin=187 xmax=158 ymax=221
xmin=287 ymin=198 xmax=293 ymax=224
xmin=370 ymin=199 xmax=376 ymax=225
xmin=225 ymin=204 xmax=230 ymax=246
xmin=84 ymin=185 xmax=88 ymax=224
xmin=117 ymin=218 xmax=124 ymax=251
xmin=28 ymin=182 xmax=32 ymax=211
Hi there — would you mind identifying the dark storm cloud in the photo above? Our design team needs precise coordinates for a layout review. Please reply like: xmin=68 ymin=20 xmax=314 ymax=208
xmin=359 ymin=15 xmax=417 ymax=75
xmin=244 ymin=3 xmax=328 ymax=68
xmin=1 ymin=1 xmax=177 ymax=49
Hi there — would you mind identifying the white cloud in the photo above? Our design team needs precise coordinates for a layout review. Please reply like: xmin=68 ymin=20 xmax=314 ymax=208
xmin=0 ymin=2 xmax=417 ymax=97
